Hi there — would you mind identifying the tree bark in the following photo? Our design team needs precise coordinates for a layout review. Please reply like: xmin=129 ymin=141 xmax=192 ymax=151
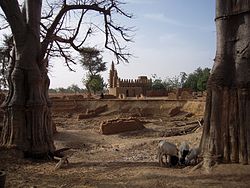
xmin=200 ymin=0 xmax=250 ymax=164
xmin=0 ymin=0 xmax=55 ymax=158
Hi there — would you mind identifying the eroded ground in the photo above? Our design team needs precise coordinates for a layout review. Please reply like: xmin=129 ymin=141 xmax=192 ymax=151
xmin=1 ymin=99 xmax=250 ymax=188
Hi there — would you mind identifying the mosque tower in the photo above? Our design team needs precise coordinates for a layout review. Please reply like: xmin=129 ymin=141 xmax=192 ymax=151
xmin=109 ymin=61 xmax=118 ymax=88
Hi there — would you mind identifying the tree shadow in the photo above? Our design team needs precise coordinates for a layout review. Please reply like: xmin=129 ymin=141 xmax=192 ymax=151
xmin=64 ymin=160 xmax=188 ymax=170
xmin=66 ymin=161 xmax=158 ymax=169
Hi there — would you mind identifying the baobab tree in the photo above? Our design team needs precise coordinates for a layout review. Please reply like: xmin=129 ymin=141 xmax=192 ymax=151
xmin=0 ymin=0 xmax=132 ymax=158
xmin=200 ymin=0 xmax=250 ymax=165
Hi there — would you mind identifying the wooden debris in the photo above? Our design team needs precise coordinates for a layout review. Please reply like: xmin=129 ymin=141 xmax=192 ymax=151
xmin=54 ymin=156 xmax=69 ymax=170
xmin=189 ymin=154 xmax=222 ymax=174
xmin=161 ymin=123 xmax=200 ymax=137
xmin=189 ymin=161 xmax=204 ymax=173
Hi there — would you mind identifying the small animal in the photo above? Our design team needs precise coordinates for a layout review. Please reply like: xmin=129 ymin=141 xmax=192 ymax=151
xmin=157 ymin=140 xmax=178 ymax=167
xmin=185 ymin=147 xmax=201 ymax=165
xmin=178 ymin=141 xmax=190 ymax=165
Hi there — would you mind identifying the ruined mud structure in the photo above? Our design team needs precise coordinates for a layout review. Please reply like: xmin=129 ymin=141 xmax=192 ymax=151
xmin=108 ymin=62 xmax=198 ymax=99
xmin=1 ymin=93 xmax=250 ymax=188
xmin=100 ymin=117 xmax=145 ymax=135
xmin=108 ymin=62 xmax=152 ymax=97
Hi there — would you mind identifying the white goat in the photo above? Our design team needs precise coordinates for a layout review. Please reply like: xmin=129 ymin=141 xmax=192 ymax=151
xmin=157 ymin=140 xmax=178 ymax=167
xmin=185 ymin=147 xmax=201 ymax=165
xmin=178 ymin=141 xmax=190 ymax=165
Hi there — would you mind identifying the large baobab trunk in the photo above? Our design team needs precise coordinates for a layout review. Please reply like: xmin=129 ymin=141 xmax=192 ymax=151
xmin=200 ymin=1 xmax=250 ymax=164
xmin=0 ymin=0 xmax=55 ymax=158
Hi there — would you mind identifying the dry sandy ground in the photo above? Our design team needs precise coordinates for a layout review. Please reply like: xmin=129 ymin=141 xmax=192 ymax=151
xmin=1 ymin=101 xmax=250 ymax=188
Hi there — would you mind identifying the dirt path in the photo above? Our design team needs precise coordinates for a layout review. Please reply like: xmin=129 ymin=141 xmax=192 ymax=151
xmin=1 ymin=101 xmax=250 ymax=187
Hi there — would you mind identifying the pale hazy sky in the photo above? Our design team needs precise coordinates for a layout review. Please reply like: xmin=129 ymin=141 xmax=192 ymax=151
xmin=49 ymin=0 xmax=216 ymax=88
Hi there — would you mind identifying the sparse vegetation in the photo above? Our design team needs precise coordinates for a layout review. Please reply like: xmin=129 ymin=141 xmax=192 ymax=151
xmin=151 ymin=68 xmax=210 ymax=92
xmin=182 ymin=67 xmax=210 ymax=92
xmin=79 ymin=47 xmax=107 ymax=94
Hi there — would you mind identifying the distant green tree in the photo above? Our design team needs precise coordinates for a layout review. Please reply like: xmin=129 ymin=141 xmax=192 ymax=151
xmin=183 ymin=67 xmax=210 ymax=91
xmin=152 ymin=79 xmax=165 ymax=90
xmin=49 ymin=86 xmax=84 ymax=94
xmin=151 ymin=74 xmax=165 ymax=90
xmin=161 ymin=78 xmax=173 ymax=91
xmin=183 ymin=73 xmax=198 ymax=91
xmin=79 ymin=47 xmax=107 ymax=93
xmin=170 ymin=75 xmax=182 ymax=89
xmin=161 ymin=72 xmax=187 ymax=91
xmin=48 ymin=88 xmax=57 ymax=93
xmin=67 ymin=84 xmax=82 ymax=94
xmin=84 ymin=74 xmax=106 ymax=94
xmin=80 ymin=47 xmax=107 ymax=75
xmin=56 ymin=87 xmax=67 ymax=93
xmin=197 ymin=68 xmax=210 ymax=91
xmin=180 ymin=72 xmax=187 ymax=88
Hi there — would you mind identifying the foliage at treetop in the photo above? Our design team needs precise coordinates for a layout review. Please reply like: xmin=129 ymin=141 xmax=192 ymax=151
xmin=49 ymin=84 xmax=85 ymax=93
xmin=79 ymin=47 xmax=107 ymax=76
xmin=79 ymin=47 xmax=107 ymax=93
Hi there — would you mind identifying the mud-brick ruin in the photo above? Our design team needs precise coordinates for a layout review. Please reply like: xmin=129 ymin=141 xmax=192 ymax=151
xmin=108 ymin=62 xmax=197 ymax=99
xmin=108 ymin=62 xmax=152 ymax=97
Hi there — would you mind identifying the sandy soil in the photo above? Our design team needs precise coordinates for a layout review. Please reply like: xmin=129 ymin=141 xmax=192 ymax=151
xmin=1 ymin=99 xmax=250 ymax=188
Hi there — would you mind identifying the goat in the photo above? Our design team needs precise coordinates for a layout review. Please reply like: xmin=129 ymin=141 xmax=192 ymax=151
xmin=178 ymin=141 xmax=190 ymax=165
xmin=157 ymin=140 xmax=178 ymax=167
xmin=185 ymin=147 xmax=201 ymax=165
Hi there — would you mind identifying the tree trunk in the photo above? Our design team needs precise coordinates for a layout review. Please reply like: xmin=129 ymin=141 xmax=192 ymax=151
xmin=200 ymin=0 xmax=250 ymax=164
xmin=0 ymin=0 xmax=55 ymax=158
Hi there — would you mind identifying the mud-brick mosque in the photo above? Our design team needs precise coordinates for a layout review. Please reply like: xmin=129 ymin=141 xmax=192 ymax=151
xmin=108 ymin=62 xmax=152 ymax=97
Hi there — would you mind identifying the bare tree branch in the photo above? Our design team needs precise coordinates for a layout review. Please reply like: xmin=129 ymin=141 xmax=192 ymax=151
xmin=40 ymin=0 xmax=133 ymax=66
xmin=54 ymin=40 xmax=76 ymax=71
xmin=0 ymin=0 xmax=26 ymax=48
xmin=41 ymin=3 xmax=111 ymax=57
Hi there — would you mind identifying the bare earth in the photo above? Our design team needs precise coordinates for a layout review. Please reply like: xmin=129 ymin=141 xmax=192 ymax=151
xmin=1 ymin=98 xmax=250 ymax=188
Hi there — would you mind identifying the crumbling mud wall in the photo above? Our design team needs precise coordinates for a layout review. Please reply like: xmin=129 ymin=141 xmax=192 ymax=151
xmin=51 ymin=98 xmax=205 ymax=117
xmin=100 ymin=117 xmax=145 ymax=135
xmin=78 ymin=105 xmax=108 ymax=119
